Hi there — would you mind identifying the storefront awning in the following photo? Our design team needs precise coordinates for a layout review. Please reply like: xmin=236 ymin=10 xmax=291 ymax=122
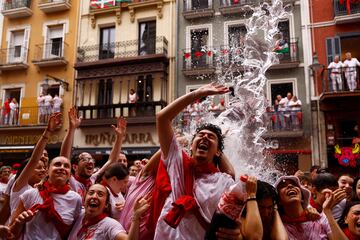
xmin=72 ymin=147 xmax=160 ymax=156
xmin=266 ymin=149 xmax=312 ymax=154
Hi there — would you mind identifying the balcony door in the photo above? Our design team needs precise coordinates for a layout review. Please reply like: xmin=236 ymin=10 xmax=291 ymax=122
xmin=99 ymin=27 xmax=115 ymax=59
xmin=138 ymin=21 xmax=156 ymax=56
xmin=98 ymin=79 xmax=113 ymax=118
xmin=191 ymin=0 xmax=209 ymax=10
xmin=227 ymin=25 xmax=246 ymax=63
xmin=45 ymin=25 xmax=64 ymax=59
xmin=190 ymin=29 xmax=209 ymax=67
xmin=8 ymin=30 xmax=28 ymax=63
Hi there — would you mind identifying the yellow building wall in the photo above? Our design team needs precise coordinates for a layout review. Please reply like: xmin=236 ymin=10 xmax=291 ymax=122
xmin=0 ymin=0 xmax=80 ymax=140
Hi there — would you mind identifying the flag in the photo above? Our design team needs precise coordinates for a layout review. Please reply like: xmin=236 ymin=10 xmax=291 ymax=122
xmin=90 ymin=0 xmax=118 ymax=9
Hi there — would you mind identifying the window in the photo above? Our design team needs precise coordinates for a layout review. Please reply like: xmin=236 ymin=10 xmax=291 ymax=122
xmin=10 ymin=30 xmax=24 ymax=62
xmin=136 ymin=75 xmax=153 ymax=102
xmin=191 ymin=0 xmax=208 ymax=10
xmin=228 ymin=25 xmax=246 ymax=48
xmin=270 ymin=82 xmax=293 ymax=105
xmin=46 ymin=25 xmax=64 ymax=58
xmin=190 ymin=28 xmax=209 ymax=67
xmin=2 ymin=88 xmax=21 ymax=126
xmin=326 ymin=37 xmax=341 ymax=65
xmin=99 ymin=27 xmax=115 ymax=59
xmin=138 ymin=21 xmax=156 ymax=56
xmin=97 ymin=79 xmax=113 ymax=118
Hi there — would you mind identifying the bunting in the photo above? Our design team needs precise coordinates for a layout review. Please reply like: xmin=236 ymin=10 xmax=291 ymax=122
xmin=90 ymin=0 xmax=124 ymax=9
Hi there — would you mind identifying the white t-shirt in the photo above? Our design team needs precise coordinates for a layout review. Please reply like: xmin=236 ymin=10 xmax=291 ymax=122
xmin=107 ymin=187 xmax=125 ymax=221
xmin=37 ymin=96 xmax=44 ymax=107
xmin=69 ymin=173 xmax=98 ymax=201
xmin=44 ymin=95 xmax=53 ymax=107
xmin=68 ymin=210 xmax=126 ymax=240
xmin=327 ymin=61 xmax=343 ymax=73
xmin=52 ymin=96 xmax=63 ymax=110
xmin=20 ymin=187 xmax=82 ymax=240
xmin=278 ymin=97 xmax=289 ymax=112
xmin=10 ymin=183 xmax=32 ymax=216
xmin=288 ymin=99 xmax=302 ymax=111
xmin=343 ymin=58 xmax=360 ymax=72
xmin=9 ymin=102 xmax=18 ymax=111
xmin=154 ymin=136 xmax=234 ymax=240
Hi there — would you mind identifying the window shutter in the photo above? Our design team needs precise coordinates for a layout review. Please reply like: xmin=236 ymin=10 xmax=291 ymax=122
xmin=22 ymin=28 xmax=30 ymax=63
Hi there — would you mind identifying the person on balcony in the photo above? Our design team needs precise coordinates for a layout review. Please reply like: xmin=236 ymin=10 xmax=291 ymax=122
xmin=278 ymin=93 xmax=292 ymax=130
xmin=44 ymin=93 xmax=53 ymax=123
xmin=52 ymin=94 xmax=63 ymax=114
xmin=328 ymin=55 xmax=344 ymax=92
xmin=2 ymin=98 xmax=11 ymax=125
xmin=288 ymin=95 xmax=302 ymax=130
xmin=37 ymin=93 xmax=46 ymax=124
xmin=129 ymin=89 xmax=137 ymax=117
xmin=9 ymin=98 xmax=19 ymax=126
xmin=343 ymin=52 xmax=360 ymax=91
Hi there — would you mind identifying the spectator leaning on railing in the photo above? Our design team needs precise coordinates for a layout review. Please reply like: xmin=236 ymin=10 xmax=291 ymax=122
xmin=327 ymin=55 xmax=344 ymax=92
xmin=343 ymin=52 xmax=360 ymax=92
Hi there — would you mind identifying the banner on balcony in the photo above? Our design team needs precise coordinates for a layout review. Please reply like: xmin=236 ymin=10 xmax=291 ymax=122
xmin=90 ymin=0 xmax=128 ymax=9
xmin=334 ymin=143 xmax=360 ymax=167
xmin=339 ymin=0 xmax=360 ymax=14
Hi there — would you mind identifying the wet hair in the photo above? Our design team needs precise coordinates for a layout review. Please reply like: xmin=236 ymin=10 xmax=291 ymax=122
xmin=192 ymin=123 xmax=224 ymax=152
xmin=338 ymin=201 xmax=360 ymax=228
xmin=257 ymin=180 xmax=277 ymax=203
xmin=352 ymin=177 xmax=360 ymax=201
xmin=312 ymin=173 xmax=338 ymax=192
xmin=316 ymin=167 xmax=329 ymax=174
xmin=103 ymin=163 xmax=129 ymax=181
xmin=298 ymin=175 xmax=312 ymax=186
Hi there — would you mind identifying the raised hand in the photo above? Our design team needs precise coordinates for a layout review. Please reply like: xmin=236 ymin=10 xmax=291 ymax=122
xmin=47 ymin=112 xmax=62 ymax=133
xmin=115 ymin=202 xmax=125 ymax=211
xmin=246 ymin=176 xmax=257 ymax=198
xmin=111 ymin=117 xmax=127 ymax=137
xmin=133 ymin=195 xmax=151 ymax=219
xmin=322 ymin=189 xmax=335 ymax=211
xmin=0 ymin=225 xmax=14 ymax=239
xmin=68 ymin=106 xmax=82 ymax=129
xmin=332 ymin=188 xmax=347 ymax=206
xmin=195 ymin=83 xmax=230 ymax=98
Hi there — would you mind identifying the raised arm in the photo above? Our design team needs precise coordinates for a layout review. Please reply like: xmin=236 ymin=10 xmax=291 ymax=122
xmin=13 ymin=113 xmax=62 ymax=192
xmin=141 ymin=150 xmax=161 ymax=178
xmin=97 ymin=117 xmax=127 ymax=176
xmin=156 ymin=83 xmax=229 ymax=159
xmin=270 ymin=207 xmax=288 ymax=240
xmin=60 ymin=107 xmax=82 ymax=159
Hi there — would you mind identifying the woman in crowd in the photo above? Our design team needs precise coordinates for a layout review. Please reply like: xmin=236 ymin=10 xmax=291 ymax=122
xmin=4 ymin=113 xmax=61 ymax=224
xmin=338 ymin=174 xmax=354 ymax=200
xmin=9 ymin=156 xmax=82 ymax=239
xmin=275 ymin=175 xmax=347 ymax=240
xmin=68 ymin=184 xmax=150 ymax=240
xmin=352 ymin=177 xmax=360 ymax=201
xmin=97 ymin=163 xmax=129 ymax=221
xmin=338 ymin=201 xmax=360 ymax=240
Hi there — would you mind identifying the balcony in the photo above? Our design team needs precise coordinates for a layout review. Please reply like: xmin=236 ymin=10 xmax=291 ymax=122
xmin=270 ymin=38 xmax=300 ymax=70
xmin=262 ymin=110 xmax=304 ymax=138
xmin=32 ymin=41 xmax=68 ymax=67
xmin=76 ymin=36 xmax=168 ymax=64
xmin=182 ymin=0 xmax=214 ymax=19
xmin=2 ymin=0 xmax=32 ymax=19
xmin=128 ymin=0 xmax=164 ymax=23
xmin=334 ymin=0 xmax=360 ymax=24
xmin=318 ymin=66 xmax=360 ymax=111
xmin=38 ymin=0 xmax=71 ymax=13
xmin=89 ymin=0 xmax=122 ymax=28
xmin=0 ymin=47 xmax=29 ymax=71
xmin=0 ymin=106 xmax=63 ymax=128
xmin=219 ymin=0 xmax=253 ymax=16
xmin=182 ymin=47 xmax=216 ymax=76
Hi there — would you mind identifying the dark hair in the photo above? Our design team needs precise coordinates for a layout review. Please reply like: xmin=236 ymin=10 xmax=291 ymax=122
xmin=192 ymin=123 xmax=224 ymax=152
xmin=310 ymin=165 xmax=320 ymax=173
xmin=338 ymin=201 xmax=360 ymax=228
xmin=257 ymin=180 xmax=277 ymax=203
xmin=103 ymin=163 xmax=129 ymax=180
xmin=337 ymin=173 xmax=353 ymax=180
xmin=0 ymin=166 xmax=11 ymax=173
xmin=86 ymin=184 xmax=112 ymax=217
xmin=298 ymin=175 xmax=312 ymax=185
xmin=352 ymin=177 xmax=360 ymax=201
xmin=312 ymin=173 xmax=338 ymax=192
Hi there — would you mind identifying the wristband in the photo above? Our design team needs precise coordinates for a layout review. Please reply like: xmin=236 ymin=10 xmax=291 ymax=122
xmin=247 ymin=197 xmax=256 ymax=202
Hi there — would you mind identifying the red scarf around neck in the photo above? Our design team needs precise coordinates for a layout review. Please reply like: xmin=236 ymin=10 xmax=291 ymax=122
xmin=100 ymin=180 xmax=119 ymax=197
xmin=74 ymin=175 xmax=92 ymax=190
xmin=149 ymin=150 xmax=219 ymax=231
xmin=281 ymin=210 xmax=309 ymax=223
xmin=310 ymin=197 xmax=322 ymax=213
xmin=343 ymin=228 xmax=359 ymax=240
xmin=29 ymin=181 xmax=71 ymax=240
xmin=77 ymin=213 xmax=108 ymax=238
xmin=0 ymin=178 xmax=8 ymax=184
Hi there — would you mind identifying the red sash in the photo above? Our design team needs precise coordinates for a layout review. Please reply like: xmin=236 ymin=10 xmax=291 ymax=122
xmin=343 ymin=228 xmax=358 ymax=240
xmin=29 ymin=181 xmax=71 ymax=240
xmin=74 ymin=175 xmax=92 ymax=190
xmin=100 ymin=180 xmax=119 ymax=197
xmin=77 ymin=213 xmax=108 ymax=238
xmin=309 ymin=198 xmax=322 ymax=213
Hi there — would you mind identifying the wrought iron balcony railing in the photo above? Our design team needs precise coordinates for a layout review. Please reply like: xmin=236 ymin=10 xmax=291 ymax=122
xmin=182 ymin=47 xmax=216 ymax=71
xmin=334 ymin=0 xmax=360 ymax=16
xmin=220 ymin=0 xmax=252 ymax=8
xmin=183 ymin=0 xmax=213 ymax=11
xmin=0 ymin=46 xmax=28 ymax=65
xmin=77 ymin=36 xmax=168 ymax=63
xmin=33 ymin=41 xmax=68 ymax=61
xmin=266 ymin=110 xmax=303 ymax=132
xmin=319 ymin=66 xmax=360 ymax=93
xmin=2 ymin=0 xmax=31 ymax=10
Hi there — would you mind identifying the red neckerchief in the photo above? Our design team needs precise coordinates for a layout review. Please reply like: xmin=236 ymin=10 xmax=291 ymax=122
xmin=0 ymin=178 xmax=8 ymax=184
xmin=77 ymin=213 xmax=108 ymax=238
xmin=29 ymin=181 xmax=71 ymax=240
xmin=309 ymin=197 xmax=322 ymax=213
xmin=343 ymin=228 xmax=358 ymax=240
xmin=100 ymin=180 xmax=119 ymax=197
xmin=164 ymin=151 xmax=219 ymax=228
xmin=281 ymin=211 xmax=309 ymax=223
xmin=74 ymin=175 xmax=92 ymax=190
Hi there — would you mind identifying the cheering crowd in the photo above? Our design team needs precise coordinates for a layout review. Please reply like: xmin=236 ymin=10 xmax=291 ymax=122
xmin=0 ymin=83 xmax=359 ymax=239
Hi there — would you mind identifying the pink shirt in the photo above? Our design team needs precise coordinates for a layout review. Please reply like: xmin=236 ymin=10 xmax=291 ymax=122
xmin=154 ymin=136 xmax=234 ymax=240
xmin=119 ymin=169 xmax=155 ymax=239
xmin=283 ymin=212 xmax=332 ymax=240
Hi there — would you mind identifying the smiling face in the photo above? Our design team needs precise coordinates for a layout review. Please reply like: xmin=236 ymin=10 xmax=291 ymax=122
xmin=85 ymin=184 xmax=109 ymax=217
xmin=77 ymin=152 xmax=95 ymax=179
xmin=108 ymin=175 xmax=129 ymax=194
xmin=191 ymin=129 xmax=220 ymax=164
xmin=48 ymin=157 xmax=71 ymax=186
xmin=345 ymin=204 xmax=360 ymax=237
xmin=118 ymin=154 xmax=128 ymax=168
xmin=29 ymin=160 xmax=47 ymax=186
xmin=0 ymin=167 xmax=11 ymax=181
xmin=277 ymin=179 xmax=302 ymax=206
xmin=338 ymin=175 xmax=353 ymax=196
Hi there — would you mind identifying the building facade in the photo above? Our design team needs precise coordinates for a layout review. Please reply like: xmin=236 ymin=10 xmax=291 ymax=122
xmin=0 ymin=0 xmax=79 ymax=164
xmin=176 ymin=0 xmax=313 ymax=174
xmin=309 ymin=0 xmax=360 ymax=174
xmin=73 ymin=0 xmax=176 ymax=163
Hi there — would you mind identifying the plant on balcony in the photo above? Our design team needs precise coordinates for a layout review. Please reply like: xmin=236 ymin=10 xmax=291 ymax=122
xmin=339 ymin=0 xmax=360 ymax=14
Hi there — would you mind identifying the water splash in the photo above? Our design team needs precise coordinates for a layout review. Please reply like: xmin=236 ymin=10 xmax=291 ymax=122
xmin=178 ymin=0 xmax=292 ymax=183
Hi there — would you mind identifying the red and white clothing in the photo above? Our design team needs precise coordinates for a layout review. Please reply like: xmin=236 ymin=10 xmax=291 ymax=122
xmin=282 ymin=212 xmax=331 ymax=240
xmin=153 ymin=136 xmax=234 ymax=240
xmin=68 ymin=210 xmax=126 ymax=240
xmin=107 ymin=186 xmax=125 ymax=221
xmin=327 ymin=61 xmax=344 ymax=91
xmin=9 ymin=183 xmax=32 ymax=217
xmin=52 ymin=96 xmax=63 ymax=113
xmin=343 ymin=58 xmax=360 ymax=91
xmin=119 ymin=169 xmax=155 ymax=239
xmin=44 ymin=94 xmax=53 ymax=114
xmin=69 ymin=173 xmax=98 ymax=201
xmin=20 ymin=187 xmax=82 ymax=240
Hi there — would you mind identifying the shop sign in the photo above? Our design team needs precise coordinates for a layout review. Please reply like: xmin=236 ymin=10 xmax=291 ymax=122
xmin=0 ymin=135 xmax=58 ymax=145
xmin=85 ymin=132 xmax=156 ymax=146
